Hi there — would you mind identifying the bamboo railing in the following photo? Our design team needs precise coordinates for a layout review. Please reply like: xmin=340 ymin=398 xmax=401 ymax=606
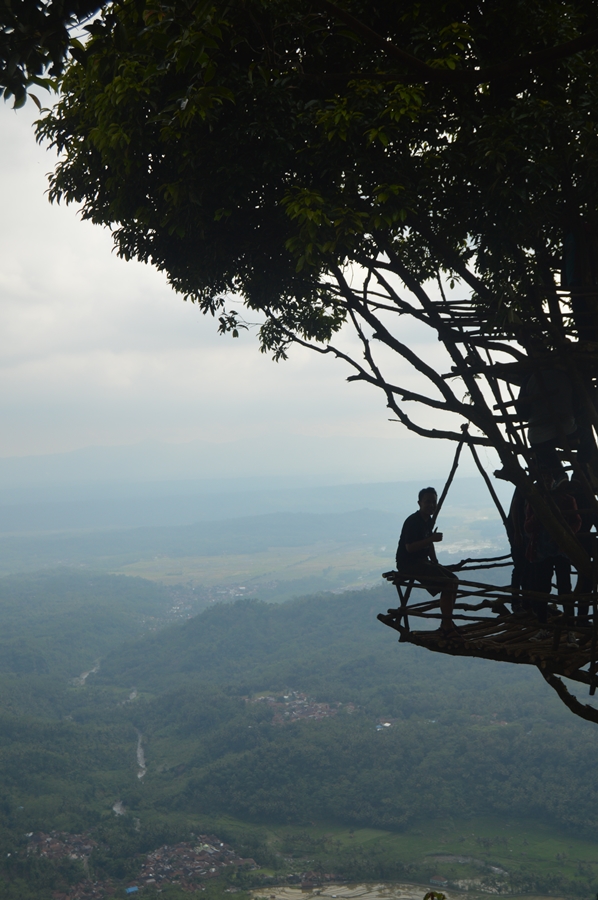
xmin=378 ymin=559 xmax=598 ymax=694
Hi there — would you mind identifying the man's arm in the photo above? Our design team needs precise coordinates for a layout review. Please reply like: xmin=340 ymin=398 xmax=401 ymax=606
xmin=405 ymin=532 xmax=443 ymax=555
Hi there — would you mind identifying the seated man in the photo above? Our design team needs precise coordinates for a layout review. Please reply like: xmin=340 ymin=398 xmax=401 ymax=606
xmin=396 ymin=487 xmax=459 ymax=636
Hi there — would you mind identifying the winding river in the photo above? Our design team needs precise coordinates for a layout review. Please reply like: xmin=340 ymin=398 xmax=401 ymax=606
xmin=136 ymin=731 xmax=146 ymax=779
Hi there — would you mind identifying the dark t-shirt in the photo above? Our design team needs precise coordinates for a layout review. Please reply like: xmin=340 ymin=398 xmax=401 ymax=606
xmin=396 ymin=511 xmax=433 ymax=569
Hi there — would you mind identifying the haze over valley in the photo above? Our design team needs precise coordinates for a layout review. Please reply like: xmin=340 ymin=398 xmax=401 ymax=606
xmin=0 ymin=451 xmax=591 ymax=900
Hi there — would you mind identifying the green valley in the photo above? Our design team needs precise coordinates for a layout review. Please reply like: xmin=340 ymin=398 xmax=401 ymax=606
xmin=0 ymin=569 xmax=594 ymax=899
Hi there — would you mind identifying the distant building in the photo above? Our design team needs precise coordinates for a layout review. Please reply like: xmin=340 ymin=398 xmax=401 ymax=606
xmin=430 ymin=875 xmax=448 ymax=887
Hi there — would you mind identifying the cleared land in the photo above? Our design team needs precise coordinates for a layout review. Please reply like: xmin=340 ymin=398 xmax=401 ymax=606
xmin=254 ymin=884 xmax=564 ymax=900
xmin=111 ymin=503 xmax=506 ymax=599
xmin=214 ymin=815 xmax=598 ymax=894
xmin=254 ymin=885 xmax=453 ymax=900
xmin=114 ymin=542 xmax=388 ymax=593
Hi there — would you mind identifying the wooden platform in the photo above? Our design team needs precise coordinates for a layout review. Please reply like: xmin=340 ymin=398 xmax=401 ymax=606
xmin=378 ymin=571 xmax=598 ymax=694
xmin=378 ymin=607 xmax=596 ymax=685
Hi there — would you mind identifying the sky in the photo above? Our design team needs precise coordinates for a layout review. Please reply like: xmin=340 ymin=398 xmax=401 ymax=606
xmin=0 ymin=99 xmax=487 ymax=485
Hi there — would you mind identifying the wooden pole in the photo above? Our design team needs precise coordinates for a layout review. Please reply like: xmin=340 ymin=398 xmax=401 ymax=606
xmin=467 ymin=441 xmax=509 ymax=528
xmin=432 ymin=433 xmax=466 ymax=526
xmin=590 ymin=535 xmax=598 ymax=695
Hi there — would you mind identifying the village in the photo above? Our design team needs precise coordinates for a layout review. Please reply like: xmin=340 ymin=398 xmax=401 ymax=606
xmin=136 ymin=837 xmax=257 ymax=892
xmin=247 ymin=691 xmax=356 ymax=725
xmin=27 ymin=831 xmax=258 ymax=898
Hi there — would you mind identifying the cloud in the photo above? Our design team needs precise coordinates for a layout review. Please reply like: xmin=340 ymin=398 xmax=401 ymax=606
xmin=0 ymin=101 xmax=478 ymax=482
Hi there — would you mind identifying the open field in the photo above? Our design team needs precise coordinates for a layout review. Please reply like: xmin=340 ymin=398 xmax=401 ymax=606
xmin=111 ymin=502 xmax=508 ymax=599
xmin=113 ymin=542 xmax=390 ymax=596
xmin=254 ymin=883 xmax=568 ymax=900
xmin=208 ymin=814 xmax=598 ymax=894
xmin=253 ymin=884 xmax=465 ymax=900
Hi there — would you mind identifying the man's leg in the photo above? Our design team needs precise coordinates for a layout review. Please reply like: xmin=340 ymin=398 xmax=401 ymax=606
xmin=400 ymin=563 xmax=459 ymax=633
xmin=575 ymin=571 xmax=591 ymax=626
xmin=440 ymin=583 xmax=458 ymax=631
xmin=554 ymin=556 xmax=574 ymax=625
xmin=440 ymin=591 xmax=457 ymax=631
xmin=555 ymin=556 xmax=572 ymax=595
xmin=575 ymin=533 xmax=592 ymax=625
xmin=531 ymin=558 xmax=553 ymax=624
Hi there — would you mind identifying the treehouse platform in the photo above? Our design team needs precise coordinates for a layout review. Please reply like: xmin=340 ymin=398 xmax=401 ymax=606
xmin=375 ymin=380 xmax=598 ymax=723
xmin=378 ymin=570 xmax=598 ymax=720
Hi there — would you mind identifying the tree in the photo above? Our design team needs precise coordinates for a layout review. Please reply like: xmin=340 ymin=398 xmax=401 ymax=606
xmin=38 ymin=0 xmax=598 ymax=713
xmin=0 ymin=0 xmax=103 ymax=105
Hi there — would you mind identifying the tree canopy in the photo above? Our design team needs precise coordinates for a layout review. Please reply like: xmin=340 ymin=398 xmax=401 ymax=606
xmin=0 ymin=0 xmax=103 ymax=105
xmin=37 ymin=0 xmax=598 ymax=712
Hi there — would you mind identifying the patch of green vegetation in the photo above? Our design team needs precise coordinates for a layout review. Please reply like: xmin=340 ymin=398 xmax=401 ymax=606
xmin=116 ymin=542 xmax=388 ymax=598
xmin=162 ymin=814 xmax=598 ymax=898
xmin=0 ymin=569 xmax=594 ymax=898
xmin=0 ymin=569 xmax=194 ymax=683
xmin=0 ymin=510 xmax=399 ymax=578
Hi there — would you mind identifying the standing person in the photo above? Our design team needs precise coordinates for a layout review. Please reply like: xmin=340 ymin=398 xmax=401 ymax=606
xmin=396 ymin=487 xmax=459 ymax=636
xmin=524 ymin=475 xmax=581 ymax=642
xmin=568 ymin=477 xmax=598 ymax=628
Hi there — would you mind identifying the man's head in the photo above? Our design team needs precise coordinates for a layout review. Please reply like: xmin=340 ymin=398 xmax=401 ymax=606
xmin=418 ymin=487 xmax=437 ymax=518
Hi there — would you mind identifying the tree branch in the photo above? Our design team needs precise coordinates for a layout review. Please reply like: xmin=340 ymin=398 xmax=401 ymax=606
xmin=386 ymin=411 xmax=490 ymax=444
xmin=332 ymin=265 xmax=466 ymax=411
xmin=371 ymin=249 xmax=502 ymax=435
xmin=540 ymin=670 xmax=598 ymax=724
xmin=349 ymin=374 xmax=459 ymax=411
xmin=344 ymin=313 xmax=455 ymax=413
xmin=263 ymin=308 xmax=491 ymax=445
xmin=318 ymin=0 xmax=598 ymax=86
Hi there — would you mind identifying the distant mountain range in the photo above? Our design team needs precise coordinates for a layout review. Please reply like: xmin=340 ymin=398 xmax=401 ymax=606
xmin=0 ymin=466 xmax=511 ymax=534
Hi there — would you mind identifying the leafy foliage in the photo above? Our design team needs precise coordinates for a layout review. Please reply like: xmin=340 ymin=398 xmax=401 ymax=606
xmin=0 ymin=0 xmax=103 ymax=105
xmin=40 ymin=0 xmax=598 ymax=342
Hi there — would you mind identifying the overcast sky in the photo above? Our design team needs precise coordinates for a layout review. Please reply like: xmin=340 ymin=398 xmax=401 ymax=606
xmin=0 ymin=100 xmax=488 ymax=484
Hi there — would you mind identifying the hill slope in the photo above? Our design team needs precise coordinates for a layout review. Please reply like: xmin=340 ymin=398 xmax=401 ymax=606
xmin=0 ymin=572 xmax=595 ymax=897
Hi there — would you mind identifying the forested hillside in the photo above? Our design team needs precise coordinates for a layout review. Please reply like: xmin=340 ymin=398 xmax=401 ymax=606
xmin=0 ymin=569 xmax=198 ymax=681
xmin=93 ymin=586 xmax=598 ymax=836
xmin=0 ymin=570 xmax=596 ymax=898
